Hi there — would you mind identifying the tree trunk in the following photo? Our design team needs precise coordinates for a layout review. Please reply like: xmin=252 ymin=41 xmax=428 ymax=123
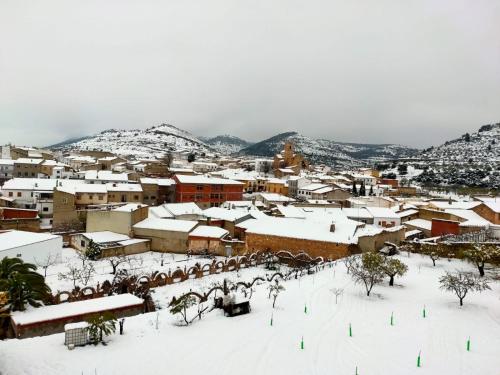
xmin=273 ymin=296 xmax=277 ymax=308
xmin=432 ymin=258 xmax=436 ymax=266
xmin=478 ymin=265 xmax=485 ymax=277
xmin=459 ymin=297 xmax=463 ymax=306
xmin=389 ymin=276 xmax=394 ymax=286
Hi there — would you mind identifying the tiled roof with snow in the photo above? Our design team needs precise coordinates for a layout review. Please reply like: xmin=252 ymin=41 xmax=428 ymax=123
xmin=0 ymin=230 xmax=61 ymax=252
xmin=203 ymin=207 xmax=250 ymax=222
xmin=175 ymin=174 xmax=243 ymax=185
xmin=189 ymin=225 xmax=228 ymax=238
xmin=133 ymin=218 xmax=198 ymax=232
xmin=106 ymin=183 xmax=142 ymax=192
xmin=82 ymin=231 xmax=131 ymax=243
xmin=404 ymin=219 xmax=432 ymax=231
xmin=11 ymin=294 xmax=143 ymax=326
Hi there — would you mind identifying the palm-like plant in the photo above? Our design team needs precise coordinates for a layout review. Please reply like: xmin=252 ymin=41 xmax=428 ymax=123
xmin=0 ymin=257 xmax=51 ymax=311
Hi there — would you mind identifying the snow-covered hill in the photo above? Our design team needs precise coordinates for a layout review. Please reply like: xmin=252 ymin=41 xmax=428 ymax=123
xmin=239 ymin=132 xmax=418 ymax=168
xmin=413 ymin=123 xmax=500 ymax=188
xmin=201 ymin=135 xmax=253 ymax=154
xmin=421 ymin=123 xmax=500 ymax=163
xmin=52 ymin=124 xmax=213 ymax=159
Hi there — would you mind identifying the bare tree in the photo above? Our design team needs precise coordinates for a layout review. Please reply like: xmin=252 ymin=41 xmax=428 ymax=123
xmin=169 ymin=295 xmax=197 ymax=325
xmin=34 ymin=253 xmax=58 ymax=277
xmin=421 ymin=243 xmax=440 ymax=266
xmin=331 ymin=288 xmax=344 ymax=304
xmin=439 ymin=271 xmax=491 ymax=306
xmin=58 ymin=265 xmax=81 ymax=289
xmin=350 ymin=252 xmax=385 ymax=296
xmin=76 ymin=250 xmax=89 ymax=267
xmin=108 ymin=254 xmax=130 ymax=275
xmin=342 ymin=255 xmax=358 ymax=274
xmin=79 ymin=262 xmax=96 ymax=286
xmin=267 ymin=279 xmax=285 ymax=308
xmin=58 ymin=262 xmax=95 ymax=289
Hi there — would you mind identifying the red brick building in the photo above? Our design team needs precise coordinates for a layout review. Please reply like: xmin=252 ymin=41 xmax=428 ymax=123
xmin=173 ymin=175 xmax=244 ymax=209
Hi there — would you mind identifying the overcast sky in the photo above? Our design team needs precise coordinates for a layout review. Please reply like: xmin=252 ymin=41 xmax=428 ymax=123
xmin=1 ymin=0 xmax=499 ymax=148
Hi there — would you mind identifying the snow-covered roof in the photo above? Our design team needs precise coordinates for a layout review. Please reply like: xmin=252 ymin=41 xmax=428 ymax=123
xmin=14 ymin=158 xmax=43 ymax=165
xmin=405 ymin=229 xmax=422 ymax=238
xmin=106 ymin=183 xmax=142 ymax=192
xmin=203 ymin=207 xmax=250 ymax=222
xmin=133 ymin=218 xmax=198 ymax=232
xmin=342 ymin=208 xmax=373 ymax=220
xmin=163 ymin=202 xmax=203 ymax=217
xmin=444 ymin=209 xmax=491 ymax=227
xmin=11 ymin=294 xmax=143 ymax=326
xmin=82 ymin=231 xmax=130 ymax=243
xmin=175 ymin=174 xmax=243 ymax=185
xmin=189 ymin=225 xmax=229 ymax=238
xmin=243 ymin=216 xmax=388 ymax=244
xmin=396 ymin=209 xmax=419 ymax=218
xmin=113 ymin=203 xmax=147 ymax=212
xmin=428 ymin=201 xmax=482 ymax=210
xmin=365 ymin=207 xmax=400 ymax=219
xmin=299 ymin=183 xmax=329 ymax=191
xmin=258 ymin=193 xmax=295 ymax=202
xmin=274 ymin=205 xmax=306 ymax=219
xmin=0 ymin=230 xmax=61 ymax=252
xmin=140 ymin=178 xmax=176 ymax=186
xmin=404 ymin=219 xmax=432 ymax=231
xmin=84 ymin=170 xmax=130 ymax=181
xmin=0 ymin=159 xmax=14 ymax=165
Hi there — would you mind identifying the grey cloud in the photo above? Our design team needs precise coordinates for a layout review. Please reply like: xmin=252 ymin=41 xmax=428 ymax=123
xmin=1 ymin=0 xmax=499 ymax=148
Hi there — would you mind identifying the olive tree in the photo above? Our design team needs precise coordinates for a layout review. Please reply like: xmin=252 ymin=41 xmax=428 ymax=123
xmin=381 ymin=258 xmax=408 ymax=286
xmin=350 ymin=252 xmax=385 ymax=296
xmin=463 ymin=244 xmax=500 ymax=277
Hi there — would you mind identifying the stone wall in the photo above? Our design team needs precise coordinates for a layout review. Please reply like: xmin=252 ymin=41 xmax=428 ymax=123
xmin=245 ymin=232 xmax=354 ymax=260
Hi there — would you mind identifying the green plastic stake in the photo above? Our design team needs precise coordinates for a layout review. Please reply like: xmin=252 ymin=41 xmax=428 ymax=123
xmin=349 ymin=323 xmax=352 ymax=337
xmin=467 ymin=337 xmax=470 ymax=351
xmin=417 ymin=351 xmax=421 ymax=367
xmin=304 ymin=304 xmax=307 ymax=314
xmin=300 ymin=336 xmax=304 ymax=350
xmin=355 ymin=366 xmax=358 ymax=375
xmin=270 ymin=313 xmax=273 ymax=326
xmin=422 ymin=305 xmax=426 ymax=318
xmin=390 ymin=312 xmax=394 ymax=326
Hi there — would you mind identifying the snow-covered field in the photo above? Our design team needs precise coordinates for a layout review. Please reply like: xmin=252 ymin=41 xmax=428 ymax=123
xmin=1 ymin=254 xmax=499 ymax=375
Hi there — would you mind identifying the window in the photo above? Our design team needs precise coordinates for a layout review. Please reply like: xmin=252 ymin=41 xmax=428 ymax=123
xmin=17 ymin=192 xmax=21 ymax=197
xmin=134 ymin=195 xmax=139 ymax=200
xmin=42 ymin=207 xmax=49 ymax=212
xmin=17 ymin=253 xmax=22 ymax=257
xmin=196 ymin=185 xmax=204 ymax=191
xmin=80 ymin=240 xmax=86 ymax=247
xmin=8 ymin=192 xmax=13 ymax=197
xmin=98 ymin=195 xmax=104 ymax=200
xmin=89 ymin=195 xmax=93 ymax=200
xmin=195 ymin=194 xmax=203 ymax=200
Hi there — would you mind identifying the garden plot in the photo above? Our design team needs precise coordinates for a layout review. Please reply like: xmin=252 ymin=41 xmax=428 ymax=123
xmin=1 ymin=254 xmax=499 ymax=375
xmin=42 ymin=248 xmax=224 ymax=294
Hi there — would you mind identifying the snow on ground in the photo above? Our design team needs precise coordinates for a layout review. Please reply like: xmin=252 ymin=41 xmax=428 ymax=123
xmin=1 ymin=254 xmax=500 ymax=375
xmin=44 ymin=248 xmax=224 ymax=295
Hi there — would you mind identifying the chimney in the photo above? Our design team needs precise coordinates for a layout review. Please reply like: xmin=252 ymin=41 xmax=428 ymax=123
xmin=330 ymin=222 xmax=336 ymax=232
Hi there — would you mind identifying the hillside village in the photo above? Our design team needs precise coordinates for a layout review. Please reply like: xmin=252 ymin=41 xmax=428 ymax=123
xmin=0 ymin=130 xmax=499 ymax=375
